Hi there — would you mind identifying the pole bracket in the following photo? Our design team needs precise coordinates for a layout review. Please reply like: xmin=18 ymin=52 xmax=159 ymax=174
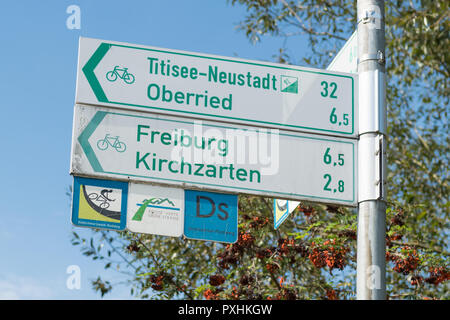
xmin=358 ymin=4 xmax=384 ymax=28
xmin=360 ymin=51 xmax=385 ymax=65
xmin=358 ymin=134 xmax=386 ymax=202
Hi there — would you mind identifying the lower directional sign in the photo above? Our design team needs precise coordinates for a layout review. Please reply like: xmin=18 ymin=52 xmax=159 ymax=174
xmin=70 ymin=104 xmax=357 ymax=206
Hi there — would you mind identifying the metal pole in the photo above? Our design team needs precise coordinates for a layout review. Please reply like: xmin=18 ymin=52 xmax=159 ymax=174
xmin=356 ymin=0 xmax=387 ymax=300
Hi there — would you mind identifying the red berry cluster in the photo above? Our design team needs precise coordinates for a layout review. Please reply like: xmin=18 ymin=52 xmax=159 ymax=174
xmin=386 ymin=233 xmax=404 ymax=248
xmin=241 ymin=214 xmax=270 ymax=230
xmin=276 ymin=237 xmax=308 ymax=263
xmin=266 ymin=263 xmax=279 ymax=273
xmin=308 ymin=240 xmax=349 ymax=272
xmin=249 ymin=216 xmax=270 ymax=229
xmin=390 ymin=209 xmax=405 ymax=226
xmin=238 ymin=231 xmax=255 ymax=248
xmin=256 ymin=247 xmax=274 ymax=259
xmin=326 ymin=205 xmax=341 ymax=214
xmin=298 ymin=203 xmax=315 ymax=217
xmin=217 ymin=244 xmax=240 ymax=270
xmin=149 ymin=274 xmax=165 ymax=291
xmin=277 ymin=238 xmax=295 ymax=255
xmin=226 ymin=275 xmax=262 ymax=300
xmin=229 ymin=286 xmax=240 ymax=299
xmin=390 ymin=233 xmax=403 ymax=241
xmin=337 ymin=229 xmax=357 ymax=241
xmin=203 ymin=289 xmax=219 ymax=300
xmin=217 ymin=231 xmax=257 ymax=269
xmin=126 ymin=242 xmax=140 ymax=253
xmin=239 ymin=274 xmax=254 ymax=286
xmin=325 ymin=289 xmax=339 ymax=300
xmin=386 ymin=247 xmax=420 ymax=275
xmin=410 ymin=275 xmax=423 ymax=286
xmin=424 ymin=267 xmax=450 ymax=286
xmin=209 ymin=274 xmax=226 ymax=287
xmin=275 ymin=288 xmax=297 ymax=300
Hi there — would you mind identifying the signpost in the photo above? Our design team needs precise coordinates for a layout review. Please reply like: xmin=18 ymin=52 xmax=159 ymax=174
xmin=71 ymin=104 xmax=357 ymax=206
xmin=76 ymin=37 xmax=358 ymax=138
xmin=356 ymin=0 xmax=387 ymax=300
xmin=69 ymin=20 xmax=390 ymax=299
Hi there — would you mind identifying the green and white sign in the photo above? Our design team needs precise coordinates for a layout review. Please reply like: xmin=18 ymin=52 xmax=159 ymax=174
xmin=271 ymin=30 xmax=359 ymax=220
xmin=127 ymin=183 xmax=184 ymax=237
xmin=76 ymin=37 xmax=358 ymax=137
xmin=70 ymin=104 xmax=358 ymax=206
xmin=327 ymin=31 xmax=358 ymax=74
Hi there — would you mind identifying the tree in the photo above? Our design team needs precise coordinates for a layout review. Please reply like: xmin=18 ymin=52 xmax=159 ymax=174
xmin=71 ymin=0 xmax=449 ymax=299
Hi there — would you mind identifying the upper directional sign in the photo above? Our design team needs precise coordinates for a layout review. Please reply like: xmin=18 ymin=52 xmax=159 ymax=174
xmin=76 ymin=37 xmax=358 ymax=138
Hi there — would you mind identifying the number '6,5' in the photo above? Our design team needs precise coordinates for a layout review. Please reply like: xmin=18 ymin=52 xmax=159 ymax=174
xmin=321 ymin=81 xmax=338 ymax=99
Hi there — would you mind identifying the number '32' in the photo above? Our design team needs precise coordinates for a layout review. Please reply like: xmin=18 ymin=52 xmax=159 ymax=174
xmin=321 ymin=81 xmax=338 ymax=99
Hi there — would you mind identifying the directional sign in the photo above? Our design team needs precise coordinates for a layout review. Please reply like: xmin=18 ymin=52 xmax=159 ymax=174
xmin=70 ymin=104 xmax=357 ymax=206
xmin=76 ymin=37 xmax=358 ymax=137
xmin=127 ymin=183 xmax=184 ymax=237
xmin=327 ymin=31 xmax=358 ymax=74
xmin=184 ymin=190 xmax=238 ymax=243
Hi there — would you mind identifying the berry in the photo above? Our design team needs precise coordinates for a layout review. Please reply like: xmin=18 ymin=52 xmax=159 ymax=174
xmin=209 ymin=274 xmax=226 ymax=287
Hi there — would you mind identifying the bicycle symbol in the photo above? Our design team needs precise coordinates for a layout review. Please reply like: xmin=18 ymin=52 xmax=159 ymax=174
xmin=106 ymin=66 xmax=135 ymax=84
xmin=97 ymin=134 xmax=127 ymax=152
xmin=88 ymin=189 xmax=115 ymax=209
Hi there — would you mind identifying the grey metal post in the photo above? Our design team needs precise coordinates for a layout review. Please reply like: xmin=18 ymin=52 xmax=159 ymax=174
xmin=356 ymin=0 xmax=387 ymax=299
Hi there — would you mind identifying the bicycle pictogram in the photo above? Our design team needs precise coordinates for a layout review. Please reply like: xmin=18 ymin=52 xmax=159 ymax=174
xmin=88 ymin=189 xmax=116 ymax=209
xmin=97 ymin=134 xmax=127 ymax=152
xmin=106 ymin=66 xmax=135 ymax=84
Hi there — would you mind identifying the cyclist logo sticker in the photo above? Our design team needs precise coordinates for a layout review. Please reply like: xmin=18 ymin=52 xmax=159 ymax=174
xmin=106 ymin=66 xmax=135 ymax=84
xmin=85 ymin=187 xmax=121 ymax=219
xmin=97 ymin=134 xmax=127 ymax=152
xmin=72 ymin=177 xmax=128 ymax=230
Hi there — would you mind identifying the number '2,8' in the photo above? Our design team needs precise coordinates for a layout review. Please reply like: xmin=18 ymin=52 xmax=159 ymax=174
xmin=321 ymin=81 xmax=338 ymax=99
xmin=323 ymin=174 xmax=345 ymax=193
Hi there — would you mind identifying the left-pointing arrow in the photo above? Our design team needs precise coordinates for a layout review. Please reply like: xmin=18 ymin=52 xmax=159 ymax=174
xmin=78 ymin=111 xmax=107 ymax=173
xmin=82 ymin=43 xmax=111 ymax=103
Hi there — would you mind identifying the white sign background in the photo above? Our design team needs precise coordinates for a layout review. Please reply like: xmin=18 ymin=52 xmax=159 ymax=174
xmin=76 ymin=37 xmax=358 ymax=138
xmin=71 ymin=104 xmax=358 ymax=206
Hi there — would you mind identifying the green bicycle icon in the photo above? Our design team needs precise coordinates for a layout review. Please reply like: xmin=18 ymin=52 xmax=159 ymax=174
xmin=97 ymin=134 xmax=127 ymax=152
xmin=106 ymin=66 xmax=135 ymax=84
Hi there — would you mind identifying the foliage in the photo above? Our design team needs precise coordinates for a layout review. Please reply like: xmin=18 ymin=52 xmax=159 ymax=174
xmin=71 ymin=0 xmax=449 ymax=299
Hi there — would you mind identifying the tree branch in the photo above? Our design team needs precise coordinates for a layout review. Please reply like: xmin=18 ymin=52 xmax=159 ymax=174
xmin=279 ymin=0 xmax=346 ymax=41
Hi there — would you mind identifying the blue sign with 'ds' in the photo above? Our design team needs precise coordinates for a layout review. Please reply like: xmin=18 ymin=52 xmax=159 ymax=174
xmin=184 ymin=190 xmax=238 ymax=243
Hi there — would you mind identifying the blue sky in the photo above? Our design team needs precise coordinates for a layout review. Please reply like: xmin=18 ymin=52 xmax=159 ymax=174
xmin=0 ymin=0 xmax=314 ymax=299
